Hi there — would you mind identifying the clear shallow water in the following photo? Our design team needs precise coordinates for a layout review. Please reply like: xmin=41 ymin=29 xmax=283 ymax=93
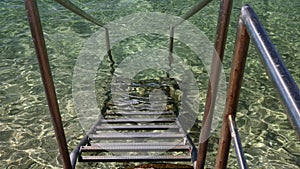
xmin=0 ymin=0 xmax=299 ymax=168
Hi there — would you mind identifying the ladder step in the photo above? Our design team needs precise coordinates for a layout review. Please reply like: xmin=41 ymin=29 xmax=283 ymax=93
xmin=96 ymin=124 xmax=179 ymax=130
xmin=90 ymin=142 xmax=185 ymax=147
xmin=110 ymin=94 xmax=173 ymax=101
xmin=80 ymin=145 xmax=190 ymax=152
xmin=74 ymin=79 xmax=197 ymax=165
xmin=101 ymin=118 xmax=176 ymax=123
xmin=110 ymin=82 xmax=170 ymax=87
xmin=89 ymin=132 xmax=185 ymax=139
xmin=109 ymin=100 xmax=171 ymax=104
xmin=109 ymin=107 xmax=169 ymax=112
xmin=79 ymin=155 xmax=192 ymax=162
xmin=106 ymin=111 xmax=174 ymax=116
xmin=108 ymin=102 xmax=150 ymax=107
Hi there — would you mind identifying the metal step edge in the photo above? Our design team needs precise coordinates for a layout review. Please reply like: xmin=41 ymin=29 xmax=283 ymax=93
xmin=101 ymin=118 xmax=176 ymax=123
xmin=89 ymin=133 xmax=185 ymax=139
xmin=95 ymin=125 xmax=179 ymax=130
xmin=90 ymin=142 xmax=186 ymax=147
xmin=107 ymin=108 xmax=172 ymax=112
xmin=105 ymin=111 xmax=174 ymax=116
xmin=80 ymin=145 xmax=190 ymax=152
xmin=79 ymin=155 xmax=192 ymax=162
xmin=110 ymin=83 xmax=171 ymax=87
xmin=109 ymin=94 xmax=173 ymax=100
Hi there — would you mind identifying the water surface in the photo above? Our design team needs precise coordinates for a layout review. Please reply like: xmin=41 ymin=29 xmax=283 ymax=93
xmin=0 ymin=0 xmax=299 ymax=168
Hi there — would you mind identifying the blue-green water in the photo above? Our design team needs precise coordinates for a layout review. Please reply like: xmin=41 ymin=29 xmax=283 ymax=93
xmin=0 ymin=0 xmax=299 ymax=168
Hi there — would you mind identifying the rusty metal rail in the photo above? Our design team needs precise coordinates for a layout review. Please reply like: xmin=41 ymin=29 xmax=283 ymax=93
xmin=168 ymin=2 xmax=234 ymax=168
xmin=53 ymin=0 xmax=114 ymax=63
xmin=25 ymin=1 xmax=72 ymax=168
xmin=196 ymin=0 xmax=233 ymax=168
xmin=169 ymin=0 xmax=212 ymax=66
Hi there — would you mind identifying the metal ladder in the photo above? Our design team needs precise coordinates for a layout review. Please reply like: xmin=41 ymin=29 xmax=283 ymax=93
xmin=78 ymin=80 xmax=197 ymax=163
xmin=25 ymin=0 xmax=300 ymax=169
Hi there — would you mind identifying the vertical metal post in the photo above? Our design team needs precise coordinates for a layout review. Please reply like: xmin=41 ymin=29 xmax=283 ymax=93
xmin=215 ymin=16 xmax=250 ymax=169
xmin=169 ymin=0 xmax=213 ymax=68
xmin=104 ymin=27 xmax=114 ymax=64
xmin=169 ymin=26 xmax=175 ymax=67
xmin=25 ymin=0 xmax=71 ymax=168
xmin=196 ymin=0 xmax=233 ymax=168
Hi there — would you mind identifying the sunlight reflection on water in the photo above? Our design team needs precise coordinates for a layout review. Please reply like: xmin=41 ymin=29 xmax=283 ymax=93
xmin=0 ymin=0 xmax=299 ymax=168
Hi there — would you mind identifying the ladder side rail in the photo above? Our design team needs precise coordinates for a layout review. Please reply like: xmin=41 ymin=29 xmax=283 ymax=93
xmin=69 ymin=91 xmax=111 ymax=168
xmin=25 ymin=1 xmax=114 ymax=168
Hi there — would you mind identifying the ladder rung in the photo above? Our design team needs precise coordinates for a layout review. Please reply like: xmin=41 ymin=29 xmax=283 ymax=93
xmin=110 ymin=95 xmax=173 ymax=102
xmin=108 ymin=102 xmax=150 ymax=107
xmin=105 ymin=111 xmax=174 ymax=116
xmin=96 ymin=124 xmax=179 ymax=130
xmin=80 ymin=145 xmax=190 ymax=152
xmin=109 ymin=107 xmax=168 ymax=112
xmin=101 ymin=118 xmax=176 ymax=123
xmin=109 ymin=100 xmax=172 ymax=104
xmin=110 ymin=82 xmax=170 ymax=87
xmin=79 ymin=155 xmax=192 ymax=162
xmin=89 ymin=132 xmax=185 ymax=139
xmin=90 ymin=142 xmax=185 ymax=147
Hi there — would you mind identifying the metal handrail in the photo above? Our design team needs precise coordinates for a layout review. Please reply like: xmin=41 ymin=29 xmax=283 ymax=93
xmin=25 ymin=0 xmax=72 ymax=168
xmin=241 ymin=5 xmax=300 ymax=137
xmin=196 ymin=1 xmax=233 ymax=168
xmin=54 ymin=0 xmax=104 ymax=27
xmin=168 ymin=3 xmax=233 ymax=166
xmin=173 ymin=0 xmax=212 ymax=28
xmin=53 ymin=0 xmax=114 ymax=63
xmin=215 ymin=4 xmax=300 ymax=169
xmin=168 ymin=0 xmax=212 ymax=66
xmin=169 ymin=1 xmax=234 ymax=169
xmin=25 ymin=0 xmax=113 ymax=168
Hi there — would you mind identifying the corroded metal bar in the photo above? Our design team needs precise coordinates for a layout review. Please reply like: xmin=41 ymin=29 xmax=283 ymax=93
xmin=173 ymin=0 xmax=212 ymax=28
xmin=215 ymin=13 xmax=250 ymax=169
xmin=54 ymin=0 xmax=104 ymax=27
xmin=24 ymin=0 xmax=71 ymax=168
xmin=105 ymin=28 xmax=114 ymax=64
xmin=196 ymin=0 xmax=233 ymax=168
xmin=54 ymin=0 xmax=115 ymax=64
xmin=169 ymin=26 xmax=174 ymax=67
xmin=241 ymin=5 xmax=300 ymax=139
xmin=169 ymin=0 xmax=212 ymax=67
